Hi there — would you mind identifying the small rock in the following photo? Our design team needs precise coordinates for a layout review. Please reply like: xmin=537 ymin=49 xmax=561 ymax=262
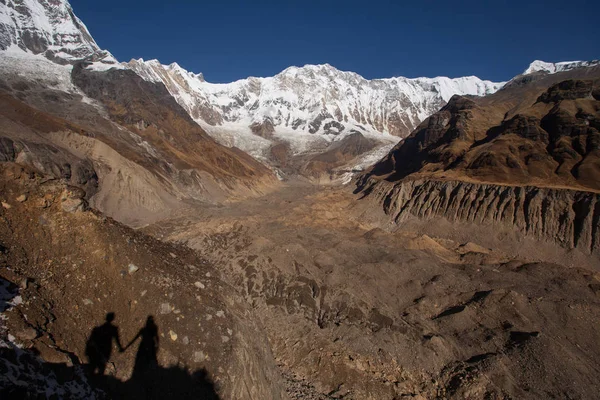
xmin=1 ymin=201 xmax=11 ymax=209
xmin=16 ymin=327 xmax=37 ymax=341
xmin=194 ymin=281 xmax=205 ymax=289
xmin=159 ymin=303 xmax=172 ymax=314
xmin=182 ymin=336 xmax=190 ymax=345
xmin=221 ymin=335 xmax=230 ymax=343
xmin=83 ymin=299 xmax=93 ymax=305
xmin=16 ymin=194 xmax=27 ymax=203
xmin=206 ymin=314 xmax=213 ymax=321
xmin=61 ymin=198 xmax=84 ymax=213
xmin=169 ymin=252 xmax=177 ymax=258
xmin=128 ymin=264 xmax=139 ymax=274
xmin=194 ymin=351 xmax=205 ymax=362
xmin=38 ymin=215 xmax=48 ymax=225
xmin=141 ymin=290 xmax=147 ymax=297
xmin=169 ymin=330 xmax=178 ymax=341
xmin=216 ymin=310 xmax=225 ymax=318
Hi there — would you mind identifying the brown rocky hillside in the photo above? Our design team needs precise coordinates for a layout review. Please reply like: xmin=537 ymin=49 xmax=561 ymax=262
xmin=0 ymin=64 xmax=277 ymax=226
xmin=0 ymin=162 xmax=286 ymax=399
xmin=357 ymin=67 xmax=600 ymax=255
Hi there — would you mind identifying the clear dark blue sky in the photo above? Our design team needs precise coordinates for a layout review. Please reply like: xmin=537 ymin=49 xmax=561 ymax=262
xmin=71 ymin=0 xmax=599 ymax=83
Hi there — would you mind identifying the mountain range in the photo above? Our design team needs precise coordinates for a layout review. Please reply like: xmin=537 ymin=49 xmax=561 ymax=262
xmin=2 ymin=0 xmax=597 ymax=182
xmin=2 ymin=1 xmax=600 ymax=400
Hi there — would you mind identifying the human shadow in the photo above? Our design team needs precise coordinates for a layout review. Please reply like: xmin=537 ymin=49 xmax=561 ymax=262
xmin=0 ymin=312 xmax=220 ymax=399
xmin=85 ymin=312 xmax=125 ymax=376
xmin=121 ymin=315 xmax=218 ymax=399
xmin=126 ymin=315 xmax=159 ymax=379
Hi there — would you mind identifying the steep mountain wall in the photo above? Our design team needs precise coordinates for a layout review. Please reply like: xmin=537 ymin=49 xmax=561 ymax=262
xmin=359 ymin=177 xmax=600 ymax=254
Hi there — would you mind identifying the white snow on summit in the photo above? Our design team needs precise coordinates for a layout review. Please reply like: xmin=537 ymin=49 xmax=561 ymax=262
xmin=0 ymin=0 xmax=116 ymax=64
xmin=127 ymin=59 xmax=505 ymax=141
xmin=524 ymin=60 xmax=600 ymax=75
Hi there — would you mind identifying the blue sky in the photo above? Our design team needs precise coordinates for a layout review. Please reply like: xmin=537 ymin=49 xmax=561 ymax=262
xmin=71 ymin=0 xmax=599 ymax=83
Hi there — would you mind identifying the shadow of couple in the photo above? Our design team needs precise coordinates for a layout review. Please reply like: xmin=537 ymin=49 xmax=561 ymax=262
xmin=84 ymin=312 xmax=219 ymax=399
xmin=85 ymin=312 xmax=158 ymax=379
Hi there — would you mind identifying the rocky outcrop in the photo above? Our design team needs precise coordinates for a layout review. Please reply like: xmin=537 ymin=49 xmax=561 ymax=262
xmin=537 ymin=79 xmax=596 ymax=103
xmin=0 ymin=136 xmax=98 ymax=198
xmin=359 ymin=178 xmax=600 ymax=253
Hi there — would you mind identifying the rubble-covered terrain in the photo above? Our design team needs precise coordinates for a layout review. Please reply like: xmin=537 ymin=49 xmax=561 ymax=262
xmin=0 ymin=163 xmax=285 ymax=399
xmin=1 ymin=1 xmax=600 ymax=399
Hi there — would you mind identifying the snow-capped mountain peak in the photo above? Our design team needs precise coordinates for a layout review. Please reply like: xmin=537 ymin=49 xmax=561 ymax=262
xmin=524 ymin=60 xmax=600 ymax=75
xmin=0 ymin=0 xmax=116 ymax=64
xmin=127 ymin=58 xmax=504 ymax=142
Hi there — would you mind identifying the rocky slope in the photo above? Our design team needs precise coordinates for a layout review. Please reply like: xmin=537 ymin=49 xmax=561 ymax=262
xmin=357 ymin=64 xmax=600 ymax=254
xmin=0 ymin=162 xmax=286 ymax=399
xmin=0 ymin=1 xmax=278 ymax=226
xmin=0 ymin=59 xmax=277 ymax=226
xmin=144 ymin=179 xmax=600 ymax=399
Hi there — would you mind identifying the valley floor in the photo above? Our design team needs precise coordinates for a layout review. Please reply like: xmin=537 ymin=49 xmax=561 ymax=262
xmin=1 ymin=164 xmax=599 ymax=399
xmin=143 ymin=179 xmax=600 ymax=399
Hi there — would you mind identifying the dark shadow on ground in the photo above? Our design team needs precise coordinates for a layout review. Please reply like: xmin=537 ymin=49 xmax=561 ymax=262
xmin=86 ymin=312 xmax=125 ymax=376
xmin=0 ymin=345 xmax=220 ymax=399
xmin=0 ymin=276 xmax=19 ymax=313
xmin=1 ymin=308 xmax=220 ymax=399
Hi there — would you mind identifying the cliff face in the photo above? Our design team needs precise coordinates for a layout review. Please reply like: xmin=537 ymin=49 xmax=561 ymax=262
xmin=357 ymin=67 xmax=600 ymax=255
xmin=359 ymin=178 xmax=600 ymax=254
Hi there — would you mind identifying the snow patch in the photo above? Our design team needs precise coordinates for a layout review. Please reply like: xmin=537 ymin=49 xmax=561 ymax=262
xmin=523 ymin=60 xmax=600 ymax=75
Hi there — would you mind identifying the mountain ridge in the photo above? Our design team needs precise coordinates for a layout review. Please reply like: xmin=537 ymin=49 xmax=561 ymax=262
xmin=2 ymin=0 xmax=598 ymax=182
xmin=127 ymin=57 xmax=504 ymax=138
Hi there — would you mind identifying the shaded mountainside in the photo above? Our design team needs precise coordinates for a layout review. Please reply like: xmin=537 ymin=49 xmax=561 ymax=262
xmin=0 ymin=163 xmax=286 ymax=399
xmin=0 ymin=53 xmax=277 ymax=226
xmin=357 ymin=66 xmax=600 ymax=253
